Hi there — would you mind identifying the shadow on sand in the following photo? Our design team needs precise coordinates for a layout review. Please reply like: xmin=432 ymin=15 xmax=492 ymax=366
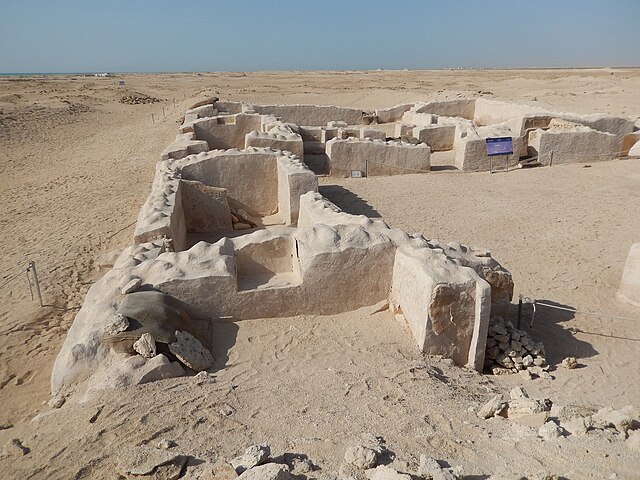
xmin=509 ymin=299 xmax=598 ymax=367
xmin=208 ymin=321 xmax=239 ymax=372
xmin=319 ymin=185 xmax=381 ymax=218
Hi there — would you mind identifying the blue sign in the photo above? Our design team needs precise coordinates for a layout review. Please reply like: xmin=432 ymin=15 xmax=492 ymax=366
xmin=485 ymin=137 xmax=513 ymax=157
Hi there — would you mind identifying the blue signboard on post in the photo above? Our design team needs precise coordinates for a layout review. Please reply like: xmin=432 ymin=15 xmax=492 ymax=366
xmin=485 ymin=137 xmax=513 ymax=156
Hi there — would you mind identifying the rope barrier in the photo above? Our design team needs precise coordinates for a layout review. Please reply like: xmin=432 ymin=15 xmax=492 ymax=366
xmin=0 ymin=265 xmax=28 ymax=290
xmin=0 ymin=261 xmax=44 ymax=306
xmin=517 ymin=294 xmax=640 ymax=329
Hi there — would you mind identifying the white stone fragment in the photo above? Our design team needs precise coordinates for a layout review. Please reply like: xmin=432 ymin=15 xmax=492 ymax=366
xmin=365 ymin=465 xmax=412 ymax=480
xmin=236 ymin=463 xmax=292 ymax=480
xmin=230 ymin=444 xmax=271 ymax=474
xmin=133 ymin=333 xmax=156 ymax=359
xmin=538 ymin=421 xmax=564 ymax=440
xmin=168 ymin=330 xmax=214 ymax=372
xmin=477 ymin=394 xmax=507 ymax=419
xmin=104 ymin=313 xmax=129 ymax=335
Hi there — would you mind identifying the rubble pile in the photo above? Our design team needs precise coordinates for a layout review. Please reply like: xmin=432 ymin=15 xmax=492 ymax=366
xmin=484 ymin=316 xmax=547 ymax=375
xmin=119 ymin=93 xmax=162 ymax=105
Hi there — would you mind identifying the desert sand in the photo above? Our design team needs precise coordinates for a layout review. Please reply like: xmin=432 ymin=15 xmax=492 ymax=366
xmin=1 ymin=69 xmax=640 ymax=479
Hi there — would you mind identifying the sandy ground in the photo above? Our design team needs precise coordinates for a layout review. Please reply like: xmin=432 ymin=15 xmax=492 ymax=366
xmin=1 ymin=69 xmax=640 ymax=478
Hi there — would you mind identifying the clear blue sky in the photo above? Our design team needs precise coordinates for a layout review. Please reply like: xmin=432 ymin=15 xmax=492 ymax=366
xmin=1 ymin=0 xmax=639 ymax=73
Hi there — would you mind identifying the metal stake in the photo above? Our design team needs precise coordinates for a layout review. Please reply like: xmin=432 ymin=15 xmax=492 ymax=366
xmin=27 ymin=261 xmax=43 ymax=307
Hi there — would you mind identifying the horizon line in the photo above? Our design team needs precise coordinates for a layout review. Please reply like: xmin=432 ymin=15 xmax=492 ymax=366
xmin=2 ymin=65 xmax=640 ymax=76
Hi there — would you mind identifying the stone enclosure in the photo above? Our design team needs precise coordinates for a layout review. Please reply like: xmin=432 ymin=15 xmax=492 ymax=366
xmin=53 ymin=97 xmax=638 ymax=394
xmin=163 ymin=98 xmax=636 ymax=175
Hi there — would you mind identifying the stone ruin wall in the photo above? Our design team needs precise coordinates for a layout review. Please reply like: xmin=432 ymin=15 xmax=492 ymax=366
xmin=52 ymin=97 xmax=639 ymax=396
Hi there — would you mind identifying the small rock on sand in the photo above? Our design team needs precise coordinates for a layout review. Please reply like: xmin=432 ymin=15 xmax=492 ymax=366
xmin=47 ymin=393 xmax=66 ymax=409
xmin=168 ymin=330 xmax=214 ymax=371
xmin=365 ymin=465 xmax=411 ymax=480
xmin=344 ymin=434 xmax=386 ymax=469
xmin=3 ymin=439 xmax=30 ymax=457
xmin=561 ymin=357 xmax=578 ymax=369
xmin=231 ymin=444 xmax=271 ymax=474
xmin=477 ymin=394 xmax=507 ymax=419
xmin=538 ymin=421 xmax=564 ymax=440
xmin=418 ymin=455 xmax=459 ymax=480
xmin=134 ymin=333 xmax=157 ymax=358
xmin=236 ymin=463 xmax=292 ymax=479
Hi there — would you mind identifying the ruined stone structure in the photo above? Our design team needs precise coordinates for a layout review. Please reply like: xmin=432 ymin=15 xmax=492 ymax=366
xmin=163 ymin=98 xmax=634 ymax=175
xmin=53 ymin=97 xmax=636 ymax=394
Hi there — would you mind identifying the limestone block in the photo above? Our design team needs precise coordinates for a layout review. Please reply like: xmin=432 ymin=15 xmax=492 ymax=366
xmin=402 ymin=110 xmax=438 ymax=127
xmin=192 ymin=113 xmax=263 ymax=150
xmin=133 ymin=162 xmax=187 ymax=251
xmin=360 ymin=128 xmax=386 ymax=140
xmin=320 ymin=127 xmax=338 ymax=143
xmin=161 ymin=132 xmax=209 ymax=161
xmin=186 ymin=104 xmax=217 ymax=119
xmin=630 ymin=141 xmax=640 ymax=157
xmin=325 ymin=138 xmax=430 ymax=177
xmin=394 ymin=123 xmax=414 ymax=137
xmin=618 ymin=242 xmax=640 ymax=309
xmin=213 ymin=100 xmax=244 ymax=114
xmin=375 ymin=103 xmax=415 ymax=123
xmin=390 ymin=241 xmax=491 ymax=369
xmin=276 ymin=153 xmax=318 ymax=225
xmin=622 ymin=132 xmax=640 ymax=155
xmin=298 ymin=126 xmax=324 ymax=143
xmin=168 ymin=330 xmax=214 ymax=371
xmin=251 ymin=104 xmax=363 ymax=126
xmin=527 ymin=126 xmax=619 ymax=165
xmin=176 ymin=149 xmax=279 ymax=217
xmin=563 ymin=113 xmax=635 ymax=143
xmin=297 ymin=192 xmax=389 ymax=231
xmin=413 ymin=125 xmax=456 ymax=151
xmin=245 ymin=130 xmax=304 ymax=159
xmin=454 ymin=125 xmax=522 ymax=172
xmin=180 ymin=180 xmax=232 ymax=234
xmin=474 ymin=98 xmax=546 ymax=126
xmin=414 ymin=99 xmax=477 ymax=120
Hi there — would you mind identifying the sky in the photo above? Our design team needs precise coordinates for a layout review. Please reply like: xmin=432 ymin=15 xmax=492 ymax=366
xmin=1 ymin=0 xmax=639 ymax=73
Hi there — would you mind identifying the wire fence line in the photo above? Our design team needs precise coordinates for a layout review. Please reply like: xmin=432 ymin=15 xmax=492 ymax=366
xmin=518 ymin=294 xmax=640 ymax=329
xmin=0 ymin=264 xmax=29 ymax=290
xmin=0 ymin=261 xmax=44 ymax=306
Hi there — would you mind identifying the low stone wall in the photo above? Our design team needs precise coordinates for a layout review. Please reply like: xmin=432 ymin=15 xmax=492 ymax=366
xmin=375 ymin=103 xmax=415 ymax=123
xmin=414 ymin=99 xmax=476 ymax=120
xmin=454 ymin=125 xmax=523 ymax=172
xmin=528 ymin=125 xmax=619 ymax=165
xmin=251 ymin=104 xmax=364 ymax=126
xmin=134 ymin=148 xmax=317 ymax=248
xmin=413 ymin=125 xmax=457 ymax=151
xmin=245 ymin=130 xmax=304 ymax=159
xmin=161 ymin=132 xmax=209 ymax=161
xmin=325 ymin=138 xmax=431 ymax=177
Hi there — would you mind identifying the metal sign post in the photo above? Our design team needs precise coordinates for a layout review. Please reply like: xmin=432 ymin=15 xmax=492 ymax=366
xmin=485 ymin=137 xmax=514 ymax=173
